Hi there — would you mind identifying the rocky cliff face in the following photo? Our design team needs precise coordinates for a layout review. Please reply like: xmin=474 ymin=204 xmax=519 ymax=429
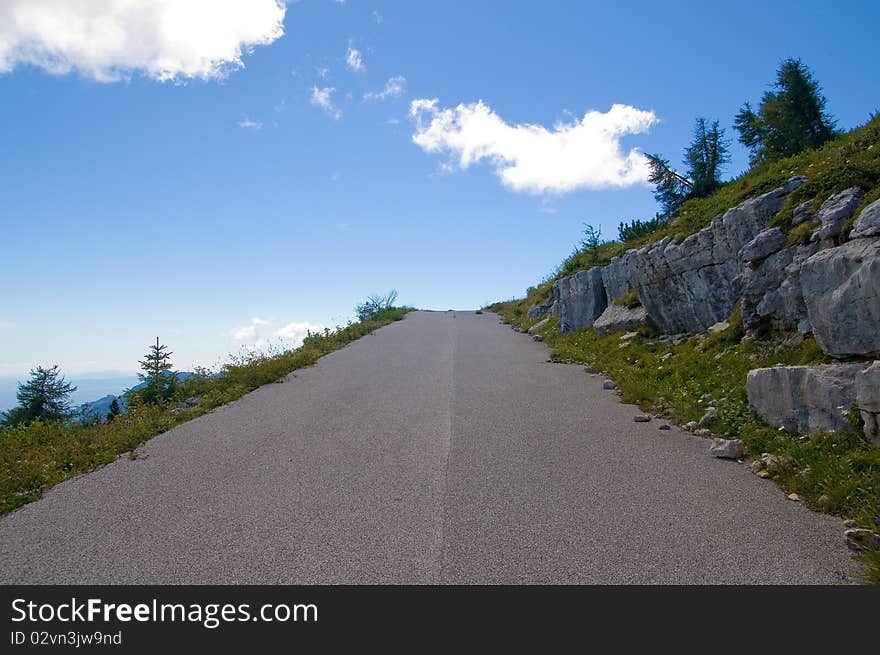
xmin=551 ymin=179 xmax=880 ymax=362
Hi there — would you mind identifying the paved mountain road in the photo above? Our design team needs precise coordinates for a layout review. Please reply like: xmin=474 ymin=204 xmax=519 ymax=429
xmin=0 ymin=311 xmax=859 ymax=583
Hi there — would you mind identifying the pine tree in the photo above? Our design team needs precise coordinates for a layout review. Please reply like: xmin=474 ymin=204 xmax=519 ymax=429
xmin=1 ymin=365 xmax=77 ymax=426
xmin=734 ymin=58 xmax=837 ymax=163
xmin=685 ymin=118 xmax=731 ymax=197
xmin=645 ymin=153 xmax=692 ymax=216
xmin=136 ymin=337 xmax=177 ymax=405
xmin=106 ymin=397 xmax=121 ymax=423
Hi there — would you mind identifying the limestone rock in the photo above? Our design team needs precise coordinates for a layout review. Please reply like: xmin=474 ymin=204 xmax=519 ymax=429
xmin=527 ymin=302 xmax=553 ymax=320
xmin=527 ymin=318 xmax=549 ymax=334
xmin=801 ymin=237 xmax=880 ymax=357
xmin=844 ymin=528 xmax=880 ymax=552
xmin=707 ymin=321 xmax=729 ymax=334
xmin=709 ymin=438 xmax=744 ymax=459
xmin=856 ymin=361 xmax=880 ymax=445
xmin=601 ymin=255 xmax=633 ymax=302
xmin=602 ymin=379 xmax=617 ymax=390
xmin=811 ymin=186 xmax=864 ymax=242
xmin=740 ymin=227 xmax=787 ymax=263
xmin=629 ymin=179 xmax=804 ymax=334
xmin=633 ymin=415 xmax=651 ymax=423
xmin=553 ymin=267 xmax=607 ymax=334
xmin=593 ymin=303 xmax=650 ymax=337
xmin=746 ymin=364 xmax=863 ymax=434
xmin=532 ymin=335 xmax=543 ymax=342
xmin=699 ymin=407 xmax=717 ymax=426
xmin=791 ymin=200 xmax=815 ymax=226
xmin=850 ymin=198 xmax=880 ymax=239
xmin=683 ymin=421 xmax=698 ymax=432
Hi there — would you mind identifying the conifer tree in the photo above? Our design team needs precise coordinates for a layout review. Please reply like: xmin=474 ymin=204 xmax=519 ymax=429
xmin=137 ymin=337 xmax=177 ymax=405
xmin=734 ymin=58 xmax=836 ymax=163
xmin=685 ymin=118 xmax=731 ymax=197
xmin=106 ymin=397 xmax=121 ymax=422
xmin=1 ymin=365 xmax=76 ymax=426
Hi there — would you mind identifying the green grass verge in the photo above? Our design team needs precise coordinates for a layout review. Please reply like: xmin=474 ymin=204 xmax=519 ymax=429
xmin=0 ymin=307 xmax=411 ymax=516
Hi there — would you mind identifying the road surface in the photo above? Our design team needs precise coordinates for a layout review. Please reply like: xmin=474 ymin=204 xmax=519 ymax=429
xmin=0 ymin=311 xmax=860 ymax=583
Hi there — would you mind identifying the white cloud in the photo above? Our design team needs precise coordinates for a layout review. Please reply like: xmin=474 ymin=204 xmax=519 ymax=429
xmin=315 ymin=66 xmax=329 ymax=79
xmin=363 ymin=75 xmax=406 ymax=102
xmin=372 ymin=11 xmax=384 ymax=24
xmin=345 ymin=41 xmax=364 ymax=72
xmin=231 ymin=317 xmax=271 ymax=341
xmin=238 ymin=117 xmax=263 ymax=129
xmin=409 ymin=99 xmax=658 ymax=195
xmin=311 ymin=85 xmax=342 ymax=120
xmin=0 ymin=0 xmax=287 ymax=82
xmin=274 ymin=322 xmax=325 ymax=346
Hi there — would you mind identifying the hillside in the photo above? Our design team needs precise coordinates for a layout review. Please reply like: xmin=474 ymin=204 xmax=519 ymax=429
xmin=489 ymin=115 xmax=880 ymax=581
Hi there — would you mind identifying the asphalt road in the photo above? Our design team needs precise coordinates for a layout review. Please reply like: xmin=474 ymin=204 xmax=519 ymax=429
xmin=0 ymin=311 xmax=860 ymax=583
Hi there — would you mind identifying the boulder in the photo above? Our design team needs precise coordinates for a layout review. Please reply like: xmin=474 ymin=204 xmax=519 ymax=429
xmin=740 ymin=227 xmax=787 ymax=263
xmin=844 ymin=528 xmax=880 ymax=552
xmin=746 ymin=364 xmax=863 ymax=434
xmin=553 ymin=267 xmax=607 ymax=333
xmin=527 ymin=302 xmax=552 ymax=319
xmin=709 ymin=438 xmax=744 ymax=459
xmin=593 ymin=303 xmax=650 ymax=336
xmin=527 ymin=317 xmax=549 ymax=334
xmin=856 ymin=361 xmax=880 ymax=445
xmin=850 ymin=198 xmax=880 ymax=239
xmin=791 ymin=200 xmax=815 ymax=226
xmin=811 ymin=186 xmax=864 ymax=242
xmin=801 ymin=237 xmax=880 ymax=357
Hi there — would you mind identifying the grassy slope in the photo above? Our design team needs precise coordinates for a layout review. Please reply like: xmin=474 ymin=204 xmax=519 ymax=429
xmin=490 ymin=117 xmax=880 ymax=581
xmin=0 ymin=308 xmax=410 ymax=516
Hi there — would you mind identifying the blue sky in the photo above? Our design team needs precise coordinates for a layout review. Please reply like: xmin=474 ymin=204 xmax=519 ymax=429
xmin=1 ymin=0 xmax=878 ymax=381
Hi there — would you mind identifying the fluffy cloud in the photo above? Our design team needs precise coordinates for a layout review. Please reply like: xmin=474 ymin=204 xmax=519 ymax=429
xmin=231 ymin=317 xmax=271 ymax=341
xmin=311 ymin=85 xmax=342 ymax=120
xmin=274 ymin=322 xmax=325 ymax=346
xmin=363 ymin=75 xmax=406 ymax=102
xmin=230 ymin=317 xmax=325 ymax=349
xmin=0 ymin=0 xmax=286 ymax=82
xmin=345 ymin=42 xmax=364 ymax=72
xmin=409 ymin=99 xmax=658 ymax=194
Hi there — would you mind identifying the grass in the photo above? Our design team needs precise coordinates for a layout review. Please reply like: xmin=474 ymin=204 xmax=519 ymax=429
xmin=0 ymin=307 xmax=410 ymax=515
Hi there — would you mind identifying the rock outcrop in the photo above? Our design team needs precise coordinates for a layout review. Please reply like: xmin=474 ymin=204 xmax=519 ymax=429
xmin=552 ymin=177 xmax=806 ymax=334
xmin=746 ymin=364 xmax=864 ymax=434
xmin=549 ymin=178 xmax=880 ymax=364
xmin=554 ymin=267 xmax=607 ymax=333
xmin=800 ymin=237 xmax=880 ymax=358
